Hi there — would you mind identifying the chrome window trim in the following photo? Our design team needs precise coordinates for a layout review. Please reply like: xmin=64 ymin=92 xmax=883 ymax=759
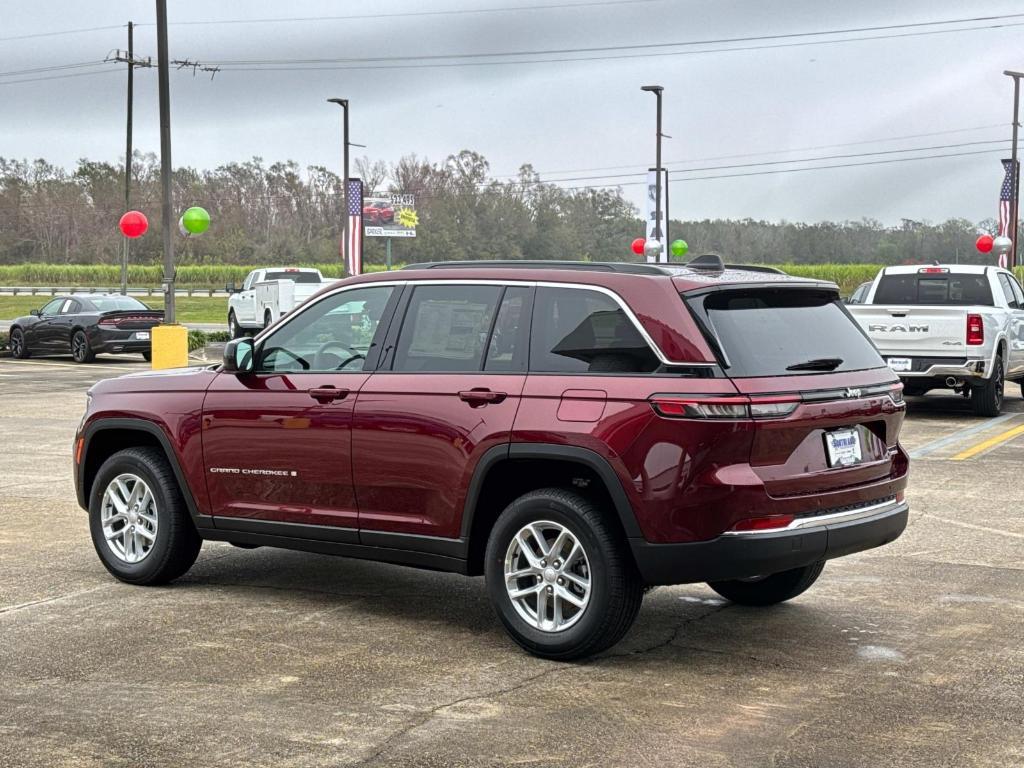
xmin=721 ymin=498 xmax=907 ymax=537
xmin=254 ymin=278 xmax=714 ymax=368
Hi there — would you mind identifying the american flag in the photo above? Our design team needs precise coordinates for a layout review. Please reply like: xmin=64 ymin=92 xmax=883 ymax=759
xmin=998 ymin=159 xmax=1017 ymax=268
xmin=345 ymin=178 xmax=363 ymax=276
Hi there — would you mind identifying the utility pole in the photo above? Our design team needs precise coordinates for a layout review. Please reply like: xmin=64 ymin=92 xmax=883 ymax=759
xmin=641 ymin=85 xmax=665 ymax=260
xmin=1005 ymin=70 xmax=1023 ymax=269
xmin=156 ymin=0 xmax=175 ymax=324
xmin=327 ymin=98 xmax=350 ymax=272
xmin=109 ymin=22 xmax=152 ymax=295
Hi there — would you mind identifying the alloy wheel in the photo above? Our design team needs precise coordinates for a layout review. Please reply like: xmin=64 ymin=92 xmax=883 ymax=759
xmin=72 ymin=333 xmax=87 ymax=362
xmin=11 ymin=330 xmax=23 ymax=356
xmin=100 ymin=473 xmax=159 ymax=564
xmin=504 ymin=520 xmax=591 ymax=632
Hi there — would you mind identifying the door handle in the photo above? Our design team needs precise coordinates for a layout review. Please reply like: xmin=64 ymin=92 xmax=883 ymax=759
xmin=458 ymin=388 xmax=507 ymax=406
xmin=308 ymin=386 xmax=350 ymax=403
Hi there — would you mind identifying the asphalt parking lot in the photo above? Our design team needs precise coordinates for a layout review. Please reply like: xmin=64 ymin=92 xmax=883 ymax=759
xmin=1 ymin=355 xmax=1022 ymax=767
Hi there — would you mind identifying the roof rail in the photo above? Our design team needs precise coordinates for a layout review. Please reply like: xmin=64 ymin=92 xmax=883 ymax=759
xmin=401 ymin=260 xmax=670 ymax=275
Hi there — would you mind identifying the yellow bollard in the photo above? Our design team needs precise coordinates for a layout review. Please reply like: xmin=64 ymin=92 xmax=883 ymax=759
xmin=150 ymin=324 xmax=189 ymax=370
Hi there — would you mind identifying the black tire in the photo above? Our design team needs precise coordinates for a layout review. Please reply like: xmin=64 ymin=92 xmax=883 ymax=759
xmin=707 ymin=561 xmax=825 ymax=606
xmin=10 ymin=327 xmax=30 ymax=359
xmin=142 ymin=351 xmax=152 ymax=362
xmin=970 ymin=354 xmax=1004 ymax=416
xmin=88 ymin=446 xmax=202 ymax=585
xmin=264 ymin=309 xmax=273 ymax=330
xmin=71 ymin=329 xmax=95 ymax=363
xmin=228 ymin=310 xmax=242 ymax=340
xmin=484 ymin=488 xmax=644 ymax=661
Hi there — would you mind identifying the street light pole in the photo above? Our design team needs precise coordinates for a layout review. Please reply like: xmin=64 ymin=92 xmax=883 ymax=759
xmin=1005 ymin=70 xmax=1023 ymax=269
xmin=327 ymin=98 xmax=350 ymax=272
xmin=641 ymin=85 xmax=664 ymax=255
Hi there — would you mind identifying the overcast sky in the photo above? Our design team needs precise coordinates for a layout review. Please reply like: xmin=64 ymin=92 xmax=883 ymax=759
xmin=2 ymin=0 xmax=1023 ymax=225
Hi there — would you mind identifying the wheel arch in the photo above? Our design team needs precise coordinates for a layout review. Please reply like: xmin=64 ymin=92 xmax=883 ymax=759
xmin=460 ymin=443 xmax=642 ymax=576
xmin=78 ymin=419 xmax=211 ymax=529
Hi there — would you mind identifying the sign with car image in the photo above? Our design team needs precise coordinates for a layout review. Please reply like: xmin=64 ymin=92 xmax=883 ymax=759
xmin=364 ymin=193 xmax=418 ymax=238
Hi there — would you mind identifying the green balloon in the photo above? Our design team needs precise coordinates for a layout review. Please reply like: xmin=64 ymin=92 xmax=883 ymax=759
xmin=670 ymin=239 xmax=689 ymax=258
xmin=182 ymin=206 xmax=210 ymax=235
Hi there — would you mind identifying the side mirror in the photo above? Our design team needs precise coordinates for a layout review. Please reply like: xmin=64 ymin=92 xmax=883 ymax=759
xmin=225 ymin=281 xmax=236 ymax=294
xmin=30 ymin=309 xmax=40 ymax=317
xmin=222 ymin=338 xmax=255 ymax=374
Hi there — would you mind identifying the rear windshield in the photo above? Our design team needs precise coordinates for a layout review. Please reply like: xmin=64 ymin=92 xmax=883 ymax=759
xmin=688 ymin=289 xmax=883 ymax=377
xmin=88 ymin=297 xmax=150 ymax=311
xmin=265 ymin=271 xmax=322 ymax=284
xmin=873 ymin=273 xmax=993 ymax=305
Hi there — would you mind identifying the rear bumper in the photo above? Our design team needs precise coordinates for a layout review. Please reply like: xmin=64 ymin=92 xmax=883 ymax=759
xmin=887 ymin=356 xmax=990 ymax=381
xmin=630 ymin=499 xmax=908 ymax=586
xmin=88 ymin=328 xmax=153 ymax=354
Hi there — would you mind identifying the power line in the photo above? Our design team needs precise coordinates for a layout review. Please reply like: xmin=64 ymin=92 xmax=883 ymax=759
xmin=0 ymin=24 xmax=123 ymax=44
xmin=0 ymin=68 xmax=122 ymax=86
xmin=0 ymin=60 xmax=111 ymax=78
xmin=208 ymin=11 xmax=1024 ymax=66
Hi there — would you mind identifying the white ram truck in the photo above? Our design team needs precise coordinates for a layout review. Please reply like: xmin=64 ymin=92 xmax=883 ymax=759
xmin=847 ymin=264 xmax=1024 ymax=415
xmin=226 ymin=268 xmax=330 ymax=337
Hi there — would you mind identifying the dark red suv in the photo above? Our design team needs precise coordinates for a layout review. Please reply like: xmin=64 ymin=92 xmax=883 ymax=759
xmin=74 ymin=258 xmax=909 ymax=659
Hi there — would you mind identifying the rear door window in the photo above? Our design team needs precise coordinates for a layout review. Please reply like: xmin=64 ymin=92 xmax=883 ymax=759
xmin=688 ymin=288 xmax=884 ymax=377
xmin=873 ymin=273 xmax=993 ymax=305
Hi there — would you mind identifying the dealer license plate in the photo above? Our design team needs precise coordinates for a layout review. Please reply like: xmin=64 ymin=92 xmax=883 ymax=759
xmin=134 ymin=331 xmax=150 ymax=340
xmin=825 ymin=428 xmax=863 ymax=468
xmin=887 ymin=357 xmax=911 ymax=372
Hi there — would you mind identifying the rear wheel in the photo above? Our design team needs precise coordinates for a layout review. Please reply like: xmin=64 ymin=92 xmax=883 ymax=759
xmin=10 ymin=327 xmax=29 ymax=359
xmin=707 ymin=561 xmax=825 ymax=606
xmin=971 ymin=354 xmax=1003 ymax=416
xmin=88 ymin=446 xmax=201 ymax=585
xmin=71 ymin=330 xmax=95 ymax=363
xmin=142 ymin=351 xmax=152 ymax=362
xmin=484 ymin=489 xmax=644 ymax=660
xmin=264 ymin=309 xmax=273 ymax=330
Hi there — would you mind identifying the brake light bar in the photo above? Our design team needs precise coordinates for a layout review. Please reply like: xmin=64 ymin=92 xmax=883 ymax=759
xmin=918 ymin=267 xmax=949 ymax=274
xmin=966 ymin=313 xmax=984 ymax=345
xmin=650 ymin=394 xmax=800 ymax=420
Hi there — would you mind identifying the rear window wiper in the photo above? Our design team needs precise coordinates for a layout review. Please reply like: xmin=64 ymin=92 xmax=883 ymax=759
xmin=785 ymin=357 xmax=843 ymax=371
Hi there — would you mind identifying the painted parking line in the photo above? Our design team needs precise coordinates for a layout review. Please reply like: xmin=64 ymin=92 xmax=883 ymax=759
xmin=952 ymin=422 xmax=1024 ymax=461
xmin=908 ymin=413 xmax=1018 ymax=459
xmin=0 ymin=360 xmax=143 ymax=373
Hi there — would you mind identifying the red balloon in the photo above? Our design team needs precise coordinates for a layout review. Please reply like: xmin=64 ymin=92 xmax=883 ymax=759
xmin=976 ymin=234 xmax=994 ymax=254
xmin=631 ymin=237 xmax=645 ymax=255
xmin=119 ymin=210 xmax=148 ymax=238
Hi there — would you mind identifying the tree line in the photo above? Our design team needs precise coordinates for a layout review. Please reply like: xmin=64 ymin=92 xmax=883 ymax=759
xmin=0 ymin=150 xmax=1002 ymax=269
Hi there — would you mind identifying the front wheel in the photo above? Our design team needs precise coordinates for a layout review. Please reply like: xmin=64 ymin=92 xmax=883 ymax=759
xmin=707 ymin=561 xmax=825 ymax=606
xmin=484 ymin=489 xmax=644 ymax=660
xmin=71 ymin=330 xmax=95 ymax=363
xmin=88 ymin=446 xmax=201 ymax=585
xmin=971 ymin=354 xmax=1003 ymax=416
xmin=228 ymin=310 xmax=242 ymax=340
xmin=10 ymin=327 xmax=30 ymax=359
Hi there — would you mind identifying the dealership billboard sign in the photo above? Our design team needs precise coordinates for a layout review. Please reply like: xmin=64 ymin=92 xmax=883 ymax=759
xmin=364 ymin=193 xmax=418 ymax=238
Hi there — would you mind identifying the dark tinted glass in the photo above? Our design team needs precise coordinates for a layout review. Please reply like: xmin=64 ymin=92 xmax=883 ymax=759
xmin=88 ymin=296 xmax=149 ymax=311
xmin=873 ymin=273 xmax=993 ymax=305
xmin=264 ymin=270 xmax=322 ymax=284
xmin=485 ymin=286 xmax=532 ymax=372
xmin=393 ymin=285 xmax=501 ymax=372
xmin=694 ymin=289 xmax=883 ymax=377
xmin=530 ymin=287 xmax=659 ymax=374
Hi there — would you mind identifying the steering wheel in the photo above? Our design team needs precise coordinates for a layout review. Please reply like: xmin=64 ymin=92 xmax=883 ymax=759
xmin=313 ymin=340 xmax=365 ymax=371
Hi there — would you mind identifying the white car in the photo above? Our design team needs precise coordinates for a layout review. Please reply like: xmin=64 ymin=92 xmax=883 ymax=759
xmin=227 ymin=268 xmax=329 ymax=337
xmin=847 ymin=264 xmax=1024 ymax=415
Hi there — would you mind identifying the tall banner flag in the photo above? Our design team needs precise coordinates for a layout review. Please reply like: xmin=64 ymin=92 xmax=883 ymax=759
xmin=644 ymin=168 xmax=669 ymax=262
xmin=998 ymin=159 xmax=1016 ymax=269
xmin=346 ymin=178 xmax=364 ymax=275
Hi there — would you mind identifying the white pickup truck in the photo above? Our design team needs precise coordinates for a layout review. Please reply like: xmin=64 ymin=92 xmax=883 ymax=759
xmin=848 ymin=264 xmax=1024 ymax=415
xmin=227 ymin=268 xmax=330 ymax=337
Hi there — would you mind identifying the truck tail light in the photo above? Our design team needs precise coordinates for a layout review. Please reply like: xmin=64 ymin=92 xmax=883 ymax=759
xmin=650 ymin=394 xmax=799 ymax=420
xmin=729 ymin=514 xmax=795 ymax=532
xmin=966 ymin=314 xmax=984 ymax=346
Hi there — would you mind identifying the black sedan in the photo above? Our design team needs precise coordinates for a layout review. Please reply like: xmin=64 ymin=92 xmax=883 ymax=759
xmin=9 ymin=295 xmax=163 ymax=363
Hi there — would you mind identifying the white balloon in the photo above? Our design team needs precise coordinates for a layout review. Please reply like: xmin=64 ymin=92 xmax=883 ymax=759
xmin=992 ymin=235 xmax=1013 ymax=255
xmin=643 ymin=239 xmax=663 ymax=259
xmin=178 ymin=216 xmax=189 ymax=237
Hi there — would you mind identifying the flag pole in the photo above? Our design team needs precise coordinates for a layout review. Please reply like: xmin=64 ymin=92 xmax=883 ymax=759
xmin=1005 ymin=70 xmax=1023 ymax=270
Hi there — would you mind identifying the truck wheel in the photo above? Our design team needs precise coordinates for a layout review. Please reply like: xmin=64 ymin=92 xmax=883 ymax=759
xmin=228 ymin=310 xmax=242 ymax=340
xmin=71 ymin=330 xmax=95 ymax=363
xmin=971 ymin=354 xmax=1003 ymax=417
xmin=88 ymin=446 xmax=201 ymax=585
xmin=707 ymin=561 xmax=825 ymax=606
xmin=10 ymin=327 xmax=30 ymax=359
xmin=264 ymin=309 xmax=273 ymax=330
xmin=484 ymin=489 xmax=644 ymax=661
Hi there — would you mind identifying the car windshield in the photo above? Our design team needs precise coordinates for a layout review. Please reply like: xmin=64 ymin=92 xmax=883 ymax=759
xmin=87 ymin=297 xmax=150 ymax=311
xmin=265 ymin=271 xmax=322 ymax=284
xmin=873 ymin=273 xmax=993 ymax=305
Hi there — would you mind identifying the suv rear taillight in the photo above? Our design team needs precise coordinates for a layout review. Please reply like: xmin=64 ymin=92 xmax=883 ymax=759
xmin=650 ymin=394 xmax=800 ymax=420
xmin=966 ymin=313 xmax=984 ymax=345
